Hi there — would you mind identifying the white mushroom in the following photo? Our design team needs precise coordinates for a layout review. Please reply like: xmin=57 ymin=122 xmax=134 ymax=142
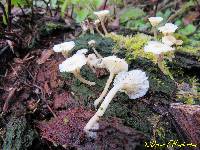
xmin=148 ymin=17 xmax=163 ymax=38
xmin=162 ymin=35 xmax=183 ymax=46
xmin=148 ymin=17 xmax=163 ymax=27
xmin=86 ymin=53 xmax=99 ymax=73
xmin=88 ymin=40 xmax=102 ymax=58
xmin=144 ymin=41 xmax=175 ymax=78
xmin=93 ymin=19 xmax=104 ymax=36
xmin=162 ymin=35 xmax=177 ymax=46
xmin=53 ymin=41 xmax=75 ymax=57
xmin=158 ymin=23 xmax=178 ymax=35
xmin=84 ymin=70 xmax=149 ymax=131
xmin=59 ymin=54 xmax=95 ymax=86
xmin=144 ymin=41 xmax=175 ymax=55
xmin=94 ymin=10 xmax=110 ymax=34
xmin=94 ymin=56 xmax=128 ymax=108
xmin=76 ymin=49 xmax=88 ymax=55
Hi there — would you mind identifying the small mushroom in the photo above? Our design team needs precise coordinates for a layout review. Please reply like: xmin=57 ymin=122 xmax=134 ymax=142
xmin=86 ymin=53 xmax=99 ymax=73
xmin=53 ymin=41 xmax=75 ymax=57
xmin=148 ymin=17 xmax=163 ymax=27
xmin=162 ymin=35 xmax=177 ymax=46
xmin=59 ymin=54 xmax=95 ymax=86
xmin=84 ymin=70 xmax=149 ymax=131
xmin=88 ymin=40 xmax=102 ymax=58
xmin=144 ymin=41 xmax=175 ymax=79
xmin=158 ymin=23 xmax=178 ymax=36
xmin=94 ymin=56 xmax=128 ymax=108
xmin=94 ymin=10 xmax=110 ymax=34
xmin=148 ymin=17 xmax=163 ymax=38
xmin=94 ymin=19 xmax=104 ymax=36
xmin=76 ymin=49 xmax=88 ymax=55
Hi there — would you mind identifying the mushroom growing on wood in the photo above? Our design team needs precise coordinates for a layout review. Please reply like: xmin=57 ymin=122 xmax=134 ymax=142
xmin=162 ymin=35 xmax=183 ymax=46
xmin=94 ymin=10 xmax=110 ymax=34
xmin=59 ymin=54 xmax=95 ymax=86
xmin=144 ymin=41 xmax=175 ymax=79
xmin=53 ymin=41 xmax=75 ymax=57
xmin=84 ymin=70 xmax=149 ymax=131
xmin=158 ymin=23 xmax=178 ymax=36
xmin=94 ymin=56 xmax=128 ymax=108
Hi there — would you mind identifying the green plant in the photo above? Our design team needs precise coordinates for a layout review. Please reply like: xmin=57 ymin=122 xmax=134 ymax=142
xmin=60 ymin=0 xmax=102 ymax=23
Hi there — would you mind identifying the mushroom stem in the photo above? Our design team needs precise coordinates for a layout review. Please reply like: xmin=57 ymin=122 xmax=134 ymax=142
xmin=73 ymin=70 xmax=95 ymax=86
xmin=61 ymin=51 xmax=69 ymax=58
xmin=153 ymin=26 xmax=157 ymax=39
xmin=157 ymin=54 xmax=174 ymax=80
xmin=87 ymin=63 xmax=96 ymax=73
xmin=92 ymin=47 xmax=103 ymax=58
xmin=95 ymin=26 xmax=104 ymax=37
xmin=100 ymin=20 xmax=108 ymax=34
xmin=84 ymin=84 xmax=121 ymax=131
xmin=94 ymin=73 xmax=114 ymax=108
xmin=89 ymin=26 xmax=94 ymax=34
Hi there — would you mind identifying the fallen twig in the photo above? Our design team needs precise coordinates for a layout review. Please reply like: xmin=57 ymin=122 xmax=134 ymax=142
xmin=2 ymin=87 xmax=17 ymax=113
xmin=167 ymin=1 xmax=196 ymax=22
xmin=33 ymin=84 xmax=57 ymax=118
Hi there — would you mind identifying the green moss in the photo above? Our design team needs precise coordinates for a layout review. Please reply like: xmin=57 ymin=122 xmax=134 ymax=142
xmin=176 ymin=46 xmax=200 ymax=57
xmin=40 ymin=22 xmax=71 ymax=36
xmin=73 ymin=33 xmax=116 ymax=57
xmin=3 ymin=116 xmax=36 ymax=150
xmin=106 ymin=33 xmax=158 ymax=63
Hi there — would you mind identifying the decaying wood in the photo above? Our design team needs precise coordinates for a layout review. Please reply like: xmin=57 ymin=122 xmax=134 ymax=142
xmin=170 ymin=103 xmax=200 ymax=145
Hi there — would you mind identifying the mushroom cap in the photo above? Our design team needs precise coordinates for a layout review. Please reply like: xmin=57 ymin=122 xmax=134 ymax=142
xmin=88 ymin=40 xmax=96 ymax=47
xmin=158 ymin=23 xmax=178 ymax=35
xmin=94 ymin=10 xmax=110 ymax=20
xmin=96 ymin=56 xmax=128 ymax=74
xmin=94 ymin=19 xmax=100 ymax=25
xmin=53 ymin=41 xmax=75 ymax=53
xmin=59 ymin=54 xmax=87 ymax=73
xmin=113 ymin=70 xmax=149 ymax=99
xmin=76 ymin=49 xmax=88 ymax=55
xmin=162 ymin=35 xmax=177 ymax=46
xmin=148 ymin=17 xmax=163 ymax=26
xmin=87 ymin=54 xmax=99 ymax=67
xmin=144 ymin=41 xmax=175 ymax=55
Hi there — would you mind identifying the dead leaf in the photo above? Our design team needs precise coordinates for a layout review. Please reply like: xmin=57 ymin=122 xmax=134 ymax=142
xmin=36 ymin=49 xmax=53 ymax=65
xmin=53 ymin=91 xmax=78 ymax=109
xmin=44 ymin=81 xmax=51 ymax=95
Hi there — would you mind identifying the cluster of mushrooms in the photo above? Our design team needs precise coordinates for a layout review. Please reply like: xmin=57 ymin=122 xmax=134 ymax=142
xmin=81 ymin=10 xmax=110 ymax=36
xmin=53 ymin=22 xmax=149 ymax=134
xmin=144 ymin=17 xmax=183 ymax=77
xmin=52 ymin=11 xmax=184 ymax=135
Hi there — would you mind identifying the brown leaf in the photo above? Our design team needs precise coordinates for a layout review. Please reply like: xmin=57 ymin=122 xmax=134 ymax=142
xmin=53 ymin=92 xmax=77 ymax=109
xmin=44 ymin=81 xmax=51 ymax=95
xmin=36 ymin=49 xmax=53 ymax=65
